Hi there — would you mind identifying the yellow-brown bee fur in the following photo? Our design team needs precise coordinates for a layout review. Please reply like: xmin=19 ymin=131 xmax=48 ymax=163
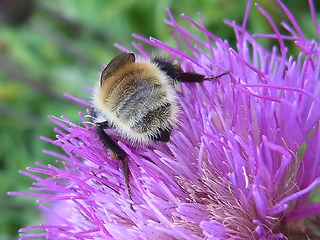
xmin=93 ymin=55 xmax=179 ymax=145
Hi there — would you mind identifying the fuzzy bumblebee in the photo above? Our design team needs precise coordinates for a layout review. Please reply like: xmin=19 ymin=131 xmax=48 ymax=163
xmin=92 ymin=52 xmax=229 ymax=202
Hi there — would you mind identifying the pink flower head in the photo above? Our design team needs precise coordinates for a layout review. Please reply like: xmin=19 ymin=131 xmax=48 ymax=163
xmin=9 ymin=1 xmax=320 ymax=239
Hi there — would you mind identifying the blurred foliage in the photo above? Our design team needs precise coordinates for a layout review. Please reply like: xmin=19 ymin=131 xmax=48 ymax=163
xmin=0 ymin=0 xmax=318 ymax=239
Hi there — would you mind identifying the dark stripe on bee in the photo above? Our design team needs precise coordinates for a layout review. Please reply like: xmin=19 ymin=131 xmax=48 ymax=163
xmin=132 ymin=102 xmax=171 ymax=133
xmin=116 ymin=84 xmax=166 ymax=120
xmin=107 ymin=72 xmax=146 ymax=100
xmin=151 ymin=127 xmax=172 ymax=142
xmin=111 ymin=79 xmax=150 ymax=110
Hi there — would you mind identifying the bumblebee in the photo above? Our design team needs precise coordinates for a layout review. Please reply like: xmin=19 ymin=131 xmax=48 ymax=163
xmin=92 ymin=52 xmax=229 ymax=201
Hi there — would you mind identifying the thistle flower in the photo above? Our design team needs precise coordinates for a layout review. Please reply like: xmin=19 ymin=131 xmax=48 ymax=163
xmin=9 ymin=1 xmax=320 ymax=239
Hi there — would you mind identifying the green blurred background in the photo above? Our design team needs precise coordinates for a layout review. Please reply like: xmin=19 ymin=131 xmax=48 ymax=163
xmin=0 ymin=0 xmax=318 ymax=239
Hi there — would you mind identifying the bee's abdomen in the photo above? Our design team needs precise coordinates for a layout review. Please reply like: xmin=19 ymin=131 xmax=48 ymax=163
xmin=114 ymin=81 xmax=169 ymax=126
xmin=116 ymin=83 xmax=162 ymax=115
xmin=132 ymin=102 xmax=171 ymax=133
xmin=104 ymin=67 xmax=168 ymax=125
xmin=98 ymin=63 xmax=174 ymax=136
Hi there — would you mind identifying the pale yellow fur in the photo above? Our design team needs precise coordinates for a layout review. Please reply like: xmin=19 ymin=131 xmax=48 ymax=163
xmin=93 ymin=59 xmax=180 ymax=146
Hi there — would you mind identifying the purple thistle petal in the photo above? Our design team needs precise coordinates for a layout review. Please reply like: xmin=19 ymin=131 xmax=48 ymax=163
xmin=64 ymin=93 xmax=92 ymax=107
xmin=309 ymin=0 xmax=320 ymax=40
xmin=113 ymin=43 xmax=132 ymax=53
xmin=255 ymin=3 xmax=286 ymax=57
xmin=276 ymin=0 xmax=305 ymax=41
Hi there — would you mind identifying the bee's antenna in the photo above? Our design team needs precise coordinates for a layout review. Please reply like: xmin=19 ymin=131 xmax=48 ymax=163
xmin=204 ymin=70 xmax=230 ymax=81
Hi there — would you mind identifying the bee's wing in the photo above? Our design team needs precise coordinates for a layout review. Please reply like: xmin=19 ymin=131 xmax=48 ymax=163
xmin=100 ymin=52 xmax=135 ymax=86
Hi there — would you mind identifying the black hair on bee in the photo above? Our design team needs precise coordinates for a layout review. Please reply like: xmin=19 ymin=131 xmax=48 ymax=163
xmin=92 ymin=52 xmax=229 ymax=205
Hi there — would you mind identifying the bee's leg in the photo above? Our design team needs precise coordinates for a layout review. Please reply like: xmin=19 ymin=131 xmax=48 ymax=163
xmin=96 ymin=125 xmax=133 ymax=209
xmin=96 ymin=120 xmax=110 ymax=128
xmin=176 ymin=70 xmax=230 ymax=82
xmin=203 ymin=70 xmax=230 ymax=81
xmin=151 ymin=57 xmax=229 ymax=83
xmin=96 ymin=125 xmax=126 ymax=160
xmin=151 ymin=57 xmax=204 ymax=82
